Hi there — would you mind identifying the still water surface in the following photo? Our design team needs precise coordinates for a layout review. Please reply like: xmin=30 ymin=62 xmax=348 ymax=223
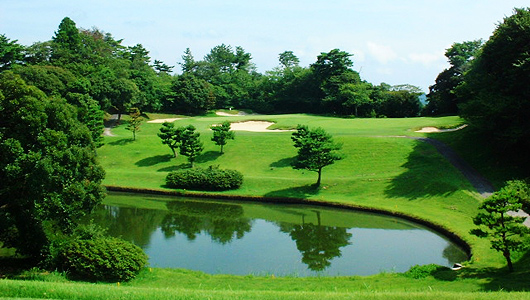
xmin=89 ymin=192 xmax=468 ymax=276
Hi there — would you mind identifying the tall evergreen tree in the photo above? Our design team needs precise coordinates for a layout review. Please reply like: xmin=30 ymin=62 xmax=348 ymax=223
xmin=211 ymin=121 xmax=235 ymax=154
xmin=180 ymin=125 xmax=203 ymax=167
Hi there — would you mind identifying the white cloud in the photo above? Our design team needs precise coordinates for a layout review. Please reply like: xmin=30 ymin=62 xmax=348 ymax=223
xmin=408 ymin=52 xmax=445 ymax=68
xmin=366 ymin=41 xmax=398 ymax=64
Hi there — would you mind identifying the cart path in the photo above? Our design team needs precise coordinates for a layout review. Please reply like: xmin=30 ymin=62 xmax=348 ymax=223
xmin=410 ymin=137 xmax=495 ymax=198
xmin=103 ymin=114 xmax=118 ymax=136
xmin=406 ymin=136 xmax=530 ymax=227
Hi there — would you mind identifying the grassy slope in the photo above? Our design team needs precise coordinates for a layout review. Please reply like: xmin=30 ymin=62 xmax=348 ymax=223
xmin=3 ymin=114 xmax=529 ymax=299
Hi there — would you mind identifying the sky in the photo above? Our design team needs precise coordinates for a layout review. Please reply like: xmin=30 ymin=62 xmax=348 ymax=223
xmin=1 ymin=1 xmax=528 ymax=92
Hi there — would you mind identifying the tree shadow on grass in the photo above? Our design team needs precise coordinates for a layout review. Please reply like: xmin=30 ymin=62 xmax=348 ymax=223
xmin=195 ymin=151 xmax=222 ymax=164
xmin=270 ymin=157 xmax=295 ymax=168
xmin=384 ymin=137 xmax=477 ymax=200
xmin=264 ymin=184 xmax=321 ymax=199
xmin=158 ymin=163 xmax=190 ymax=172
xmin=135 ymin=154 xmax=173 ymax=167
xmin=107 ymin=138 xmax=134 ymax=146
xmin=477 ymin=249 xmax=530 ymax=291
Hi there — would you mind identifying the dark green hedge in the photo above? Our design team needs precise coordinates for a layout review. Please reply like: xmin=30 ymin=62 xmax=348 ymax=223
xmin=166 ymin=166 xmax=243 ymax=191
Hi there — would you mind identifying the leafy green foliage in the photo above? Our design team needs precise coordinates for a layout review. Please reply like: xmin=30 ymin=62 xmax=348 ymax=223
xmin=402 ymin=264 xmax=451 ymax=279
xmin=0 ymin=71 xmax=105 ymax=258
xmin=291 ymin=125 xmax=343 ymax=186
xmin=166 ymin=166 xmax=243 ymax=191
xmin=5 ymin=16 xmax=430 ymax=118
xmin=211 ymin=121 xmax=235 ymax=153
xmin=179 ymin=125 xmax=203 ymax=167
xmin=158 ymin=122 xmax=184 ymax=157
xmin=425 ymin=40 xmax=483 ymax=116
xmin=458 ymin=8 xmax=530 ymax=150
xmin=57 ymin=236 xmax=147 ymax=282
xmin=0 ymin=34 xmax=25 ymax=71
xmin=166 ymin=74 xmax=215 ymax=114
xmin=126 ymin=107 xmax=143 ymax=140
xmin=470 ymin=180 xmax=530 ymax=272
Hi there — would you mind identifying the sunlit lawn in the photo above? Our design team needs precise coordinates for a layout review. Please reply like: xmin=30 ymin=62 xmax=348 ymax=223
xmin=2 ymin=114 xmax=529 ymax=299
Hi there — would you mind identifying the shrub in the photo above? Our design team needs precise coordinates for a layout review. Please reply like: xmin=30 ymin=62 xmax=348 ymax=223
xmin=57 ymin=236 xmax=147 ymax=282
xmin=402 ymin=264 xmax=450 ymax=279
xmin=166 ymin=165 xmax=243 ymax=191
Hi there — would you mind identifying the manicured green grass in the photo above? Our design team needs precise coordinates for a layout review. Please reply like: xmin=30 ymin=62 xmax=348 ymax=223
xmin=3 ymin=114 xmax=528 ymax=299
xmin=2 ymin=267 xmax=530 ymax=299
xmin=97 ymin=114 xmax=514 ymax=267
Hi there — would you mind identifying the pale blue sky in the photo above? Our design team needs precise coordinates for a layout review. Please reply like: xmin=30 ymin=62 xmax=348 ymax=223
xmin=1 ymin=1 xmax=528 ymax=92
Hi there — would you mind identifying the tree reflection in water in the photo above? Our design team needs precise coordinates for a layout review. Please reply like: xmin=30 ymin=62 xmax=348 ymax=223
xmin=161 ymin=200 xmax=252 ymax=244
xmin=280 ymin=210 xmax=352 ymax=271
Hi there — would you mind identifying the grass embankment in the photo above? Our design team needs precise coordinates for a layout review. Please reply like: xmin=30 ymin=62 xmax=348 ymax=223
xmin=2 ymin=114 xmax=529 ymax=299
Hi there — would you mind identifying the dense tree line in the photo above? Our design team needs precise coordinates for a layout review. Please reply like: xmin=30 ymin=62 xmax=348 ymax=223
xmin=0 ymin=17 xmax=423 ymax=120
xmin=426 ymin=7 xmax=530 ymax=153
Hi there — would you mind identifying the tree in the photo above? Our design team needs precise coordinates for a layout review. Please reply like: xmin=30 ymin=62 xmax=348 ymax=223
xmin=458 ymin=8 xmax=530 ymax=150
xmin=166 ymin=74 xmax=215 ymax=115
xmin=180 ymin=125 xmax=203 ymax=167
xmin=334 ymin=80 xmax=372 ymax=116
xmin=280 ymin=211 xmax=351 ymax=271
xmin=126 ymin=107 xmax=143 ymax=140
xmin=470 ymin=180 xmax=530 ymax=272
xmin=0 ymin=71 xmax=105 ymax=258
xmin=380 ymin=90 xmax=423 ymax=118
xmin=158 ymin=122 xmax=184 ymax=157
xmin=111 ymin=77 xmax=140 ymax=121
xmin=68 ymin=93 xmax=105 ymax=147
xmin=311 ymin=49 xmax=354 ymax=80
xmin=278 ymin=51 xmax=300 ymax=69
xmin=310 ymin=49 xmax=361 ymax=115
xmin=0 ymin=34 xmax=24 ymax=71
xmin=211 ymin=121 xmax=235 ymax=154
xmin=425 ymin=40 xmax=482 ymax=115
xmin=153 ymin=59 xmax=174 ymax=74
xmin=180 ymin=48 xmax=197 ymax=74
xmin=291 ymin=125 xmax=343 ymax=187
xmin=50 ymin=17 xmax=82 ymax=66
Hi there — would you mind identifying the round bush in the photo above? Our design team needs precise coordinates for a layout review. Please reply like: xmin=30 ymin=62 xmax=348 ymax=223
xmin=58 ymin=236 xmax=147 ymax=282
xmin=166 ymin=166 xmax=243 ymax=191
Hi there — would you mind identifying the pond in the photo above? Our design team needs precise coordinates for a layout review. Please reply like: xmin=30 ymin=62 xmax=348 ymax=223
xmin=88 ymin=192 xmax=468 ymax=277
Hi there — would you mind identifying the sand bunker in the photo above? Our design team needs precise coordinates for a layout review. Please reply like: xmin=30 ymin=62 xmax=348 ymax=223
xmin=229 ymin=121 xmax=292 ymax=132
xmin=216 ymin=111 xmax=250 ymax=116
xmin=147 ymin=118 xmax=182 ymax=123
xmin=415 ymin=124 xmax=468 ymax=133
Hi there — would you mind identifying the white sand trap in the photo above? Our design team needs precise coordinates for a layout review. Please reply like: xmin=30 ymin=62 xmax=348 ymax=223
xmin=229 ymin=121 xmax=292 ymax=132
xmin=147 ymin=118 xmax=182 ymax=123
xmin=415 ymin=124 xmax=468 ymax=133
xmin=216 ymin=111 xmax=249 ymax=116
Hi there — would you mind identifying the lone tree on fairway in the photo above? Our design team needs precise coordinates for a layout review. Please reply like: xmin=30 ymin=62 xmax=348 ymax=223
xmin=211 ymin=121 xmax=235 ymax=154
xmin=158 ymin=122 xmax=184 ymax=157
xmin=470 ymin=180 xmax=530 ymax=272
xmin=180 ymin=125 xmax=203 ymax=167
xmin=126 ymin=107 xmax=143 ymax=140
xmin=291 ymin=124 xmax=343 ymax=187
